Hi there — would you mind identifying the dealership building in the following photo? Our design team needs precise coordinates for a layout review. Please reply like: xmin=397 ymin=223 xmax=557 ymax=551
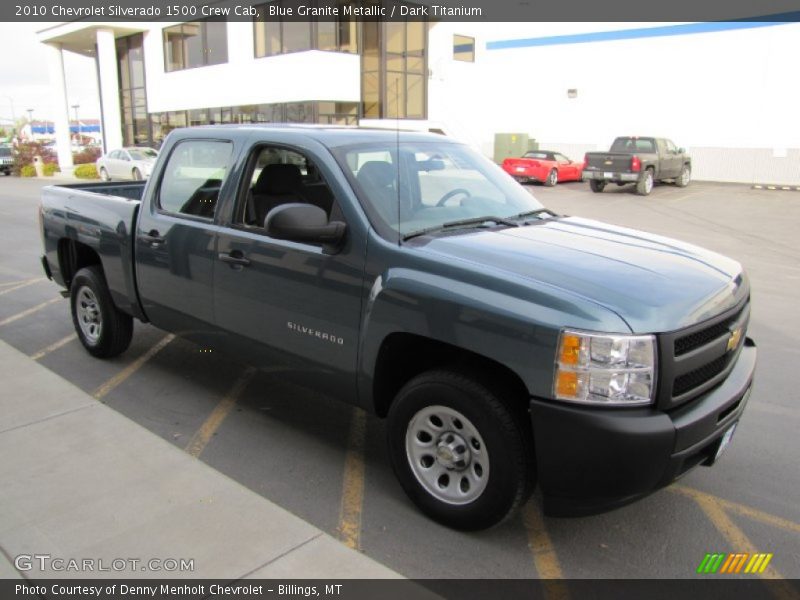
xmin=38 ymin=16 xmax=800 ymax=184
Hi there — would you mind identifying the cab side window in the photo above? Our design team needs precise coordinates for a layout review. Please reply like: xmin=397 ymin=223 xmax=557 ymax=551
xmin=239 ymin=146 xmax=336 ymax=229
xmin=158 ymin=140 xmax=233 ymax=219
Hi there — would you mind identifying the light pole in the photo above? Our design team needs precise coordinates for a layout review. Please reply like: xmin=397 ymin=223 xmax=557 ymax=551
xmin=26 ymin=109 xmax=33 ymax=139
xmin=71 ymin=104 xmax=80 ymax=145
xmin=1 ymin=96 xmax=15 ymax=135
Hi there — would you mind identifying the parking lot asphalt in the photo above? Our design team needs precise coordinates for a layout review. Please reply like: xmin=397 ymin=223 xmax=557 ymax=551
xmin=1 ymin=176 xmax=798 ymax=582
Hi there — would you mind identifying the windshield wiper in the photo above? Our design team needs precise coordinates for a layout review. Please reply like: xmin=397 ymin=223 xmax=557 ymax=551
xmin=402 ymin=216 xmax=519 ymax=241
xmin=512 ymin=208 xmax=559 ymax=220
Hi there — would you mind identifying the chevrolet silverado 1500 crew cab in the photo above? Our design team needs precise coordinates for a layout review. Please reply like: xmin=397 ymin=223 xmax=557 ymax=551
xmin=583 ymin=136 xmax=692 ymax=195
xmin=40 ymin=126 xmax=755 ymax=529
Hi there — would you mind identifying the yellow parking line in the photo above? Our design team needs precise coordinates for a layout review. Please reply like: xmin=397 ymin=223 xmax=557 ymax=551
xmin=0 ymin=297 xmax=60 ymax=327
xmin=0 ymin=277 xmax=43 ymax=290
xmin=337 ymin=407 xmax=367 ymax=550
xmin=522 ymin=500 xmax=569 ymax=600
xmin=92 ymin=333 xmax=175 ymax=400
xmin=29 ymin=333 xmax=77 ymax=360
xmin=673 ymin=486 xmax=800 ymax=535
xmin=687 ymin=491 xmax=797 ymax=600
xmin=185 ymin=366 xmax=257 ymax=458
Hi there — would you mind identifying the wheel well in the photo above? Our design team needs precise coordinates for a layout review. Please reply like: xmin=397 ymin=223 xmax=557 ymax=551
xmin=372 ymin=332 xmax=530 ymax=418
xmin=58 ymin=239 xmax=101 ymax=288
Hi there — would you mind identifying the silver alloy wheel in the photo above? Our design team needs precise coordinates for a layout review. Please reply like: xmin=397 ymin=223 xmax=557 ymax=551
xmin=405 ymin=405 xmax=490 ymax=505
xmin=549 ymin=170 xmax=558 ymax=185
xmin=644 ymin=171 xmax=654 ymax=194
xmin=76 ymin=286 xmax=102 ymax=344
xmin=100 ymin=168 xmax=109 ymax=181
xmin=680 ymin=166 xmax=691 ymax=186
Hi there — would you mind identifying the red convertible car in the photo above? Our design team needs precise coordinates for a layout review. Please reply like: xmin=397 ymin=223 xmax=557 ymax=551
xmin=502 ymin=150 xmax=584 ymax=186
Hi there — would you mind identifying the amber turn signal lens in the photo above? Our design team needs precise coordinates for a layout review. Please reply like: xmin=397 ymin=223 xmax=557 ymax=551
xmin=555 ymin=371 xmax=578 ymax=398
xmin=559 ymin=334 xmax=582 ymax=365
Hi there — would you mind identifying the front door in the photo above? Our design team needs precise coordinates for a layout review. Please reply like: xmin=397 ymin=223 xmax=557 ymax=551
xmin=212 ymin=142 xmax=366 ymax=401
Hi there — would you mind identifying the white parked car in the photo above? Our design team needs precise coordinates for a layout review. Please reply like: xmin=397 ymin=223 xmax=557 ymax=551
xmin=96 ymin=147 xmax=158 ymax=181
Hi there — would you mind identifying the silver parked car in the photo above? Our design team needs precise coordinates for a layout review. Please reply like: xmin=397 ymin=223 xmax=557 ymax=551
xmin=96 ymin=147 xmax=158 ymax=181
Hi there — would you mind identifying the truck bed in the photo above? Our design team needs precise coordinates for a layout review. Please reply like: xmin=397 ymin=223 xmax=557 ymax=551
xmin=53 ymin=180 xmax=147 ymax=201
xmin=40 ymin=180 xmax=146 ymax=320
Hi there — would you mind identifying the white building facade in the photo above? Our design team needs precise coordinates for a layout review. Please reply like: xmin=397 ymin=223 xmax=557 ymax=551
xmin=38 ymin=18 xmax=800 ymax=184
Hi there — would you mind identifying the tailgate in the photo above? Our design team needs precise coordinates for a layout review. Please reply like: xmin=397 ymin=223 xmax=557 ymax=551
xmin=585 ymin=152 xmax=633 ymax=172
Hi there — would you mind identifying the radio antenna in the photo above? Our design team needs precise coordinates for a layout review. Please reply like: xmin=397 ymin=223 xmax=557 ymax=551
xmin=395 ymin=79 xmax=401 ymax=247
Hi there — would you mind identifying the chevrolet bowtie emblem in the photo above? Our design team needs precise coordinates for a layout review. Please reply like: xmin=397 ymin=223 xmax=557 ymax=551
xmin=727 ymin=327 xmax=743 ymax=352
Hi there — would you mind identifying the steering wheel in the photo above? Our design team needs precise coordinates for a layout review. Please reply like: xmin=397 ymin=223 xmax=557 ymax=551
xmin=436 ymin=188 xmax=472 ymax=207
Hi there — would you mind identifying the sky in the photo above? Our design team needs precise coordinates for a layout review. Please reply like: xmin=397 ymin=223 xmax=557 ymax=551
xmin=0 ymin=22 xmax=100 ymax=128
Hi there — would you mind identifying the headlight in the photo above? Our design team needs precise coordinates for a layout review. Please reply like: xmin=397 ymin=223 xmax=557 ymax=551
xmin=554 ymin=329 xmax=656 ymax=406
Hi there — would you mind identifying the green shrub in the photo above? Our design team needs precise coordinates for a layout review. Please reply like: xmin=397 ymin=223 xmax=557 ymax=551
xmin=20 ymin=165 xmax=36 ymax=177
xmin=43 ymin=162 xmax=60 ymax=176
xmin=74 ymin=163 xmax=99 ymax=179
xmin=12 ymin=141 xmax=55 ymax=176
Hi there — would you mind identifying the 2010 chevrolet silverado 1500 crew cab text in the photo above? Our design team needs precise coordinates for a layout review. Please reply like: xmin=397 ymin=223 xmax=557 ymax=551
xmin=39 ymin=126 xmax=755 ymax=529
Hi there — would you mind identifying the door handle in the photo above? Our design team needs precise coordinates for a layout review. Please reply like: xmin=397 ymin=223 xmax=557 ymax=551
xmin=142 ymin=230 xmax=165 ymax=245
xmin=218 ymin=251 xmax=251 ymax=267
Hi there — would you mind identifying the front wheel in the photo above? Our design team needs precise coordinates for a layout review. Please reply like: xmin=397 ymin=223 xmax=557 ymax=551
xmin=387 ymin=370 xmax=534 ymax=530
xmin=544 ymin=169 xmax=558 ymax=187
xmin=676 ymin=164 xmax=691 ymax=187
xmin=99 ymin=167 xmax=110 ymax=181
xmin=132 ymin=167 xmax=142 ymax=181
xmin=589 ymin=179 xmax=606 ymax=193
xmin=636 ymin=169 xmax=654 ymax=196
xmin=70 ymin=266 xmax=133 ymax=358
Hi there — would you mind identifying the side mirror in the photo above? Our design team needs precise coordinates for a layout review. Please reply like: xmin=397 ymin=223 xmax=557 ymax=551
xmin=265 ymin=203 xmax=346 ymax=254
xmin=677 ymin=147 xmax=686 ymax=154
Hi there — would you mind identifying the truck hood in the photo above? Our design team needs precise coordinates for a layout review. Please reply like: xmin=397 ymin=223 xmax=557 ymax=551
xmin=419 ymin=216 xmax=747 ymax=333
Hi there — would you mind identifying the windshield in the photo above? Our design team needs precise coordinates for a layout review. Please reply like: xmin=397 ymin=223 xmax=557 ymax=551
xmin=338 ymin=141 xmax=545 ymax=239
xmin=128 ymin=148 xmax=158 ymax=160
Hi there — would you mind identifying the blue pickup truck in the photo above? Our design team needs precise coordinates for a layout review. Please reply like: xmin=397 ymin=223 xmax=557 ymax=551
xmin=39 ymin=126 xmax=755 ymax=529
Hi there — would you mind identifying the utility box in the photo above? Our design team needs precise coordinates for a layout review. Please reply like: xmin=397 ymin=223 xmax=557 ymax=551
xmin=493 ymin=133 xmax=535 ymax=163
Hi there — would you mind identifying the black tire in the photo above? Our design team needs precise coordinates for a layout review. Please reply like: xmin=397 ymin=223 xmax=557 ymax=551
xmin=675 ymin=164 xmax=691 ymax=188
xmin=387 ymin=369 xmax=534 ymax=530
xmin=99 ymin=167 xmax=110 ymax=181
xmin=544 ymin=169 xmax=557 ymax=187
xmin=132 ymin=168 xmax=142 ymax=181
xmin=589 ymin=179 xmax=606 ymax=193
xmin=636 ymin=168 xmax=654 ymax=196
xmin=70 ymin=266 xmax=133 ymax=359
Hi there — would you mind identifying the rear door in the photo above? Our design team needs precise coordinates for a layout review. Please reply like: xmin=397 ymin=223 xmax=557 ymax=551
xmin=135 ymin=136 xmax=237 ymax=336
xmin=212 ymin=139 xmax=367 ymax=400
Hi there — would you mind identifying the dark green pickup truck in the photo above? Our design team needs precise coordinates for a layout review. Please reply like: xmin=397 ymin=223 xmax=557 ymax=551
xmin=39 ymin=126 xmax=755 ymax=529
xmin=583 ymin=136 xmax=692 ymax=195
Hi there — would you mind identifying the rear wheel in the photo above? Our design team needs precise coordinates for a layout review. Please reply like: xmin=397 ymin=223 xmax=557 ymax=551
xmin=70 ymin=266 xmax=133 ymax=358
xmin=387 ymin=369 xmax=534 ymax=530
xmin=99 ymin=167 xmax=110 ymax=181
xmin=545 ymin=169 xmax=558 ymax=187
xmin=589 ymin=179 xmax=606 ymax=193
xmin=676 ymin=164 xmax=691 ymax=187
xmin=132 ymin=167 xmax=142 ymax=181
xmin=636 ymin=169 xmax=654 ymax=196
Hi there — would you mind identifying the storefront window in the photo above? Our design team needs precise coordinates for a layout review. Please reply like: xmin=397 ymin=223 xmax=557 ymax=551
xmin=163 ymin=20 xmax=228 ymax=72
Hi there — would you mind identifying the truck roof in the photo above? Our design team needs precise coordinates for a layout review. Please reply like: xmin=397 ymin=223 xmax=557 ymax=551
xmin=177 ymin=124 xmax=452 ymax=148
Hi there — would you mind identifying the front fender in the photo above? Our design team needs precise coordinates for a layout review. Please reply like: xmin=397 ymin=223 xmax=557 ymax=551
xmin=356 ymin=263 xmax=630 ymax=410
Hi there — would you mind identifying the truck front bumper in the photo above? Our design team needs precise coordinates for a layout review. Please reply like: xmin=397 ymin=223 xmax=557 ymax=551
xmin=582 ymin=170 xmax=639 ymax=183
xmin=530 ymin=339 xmax=756 ymax=517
